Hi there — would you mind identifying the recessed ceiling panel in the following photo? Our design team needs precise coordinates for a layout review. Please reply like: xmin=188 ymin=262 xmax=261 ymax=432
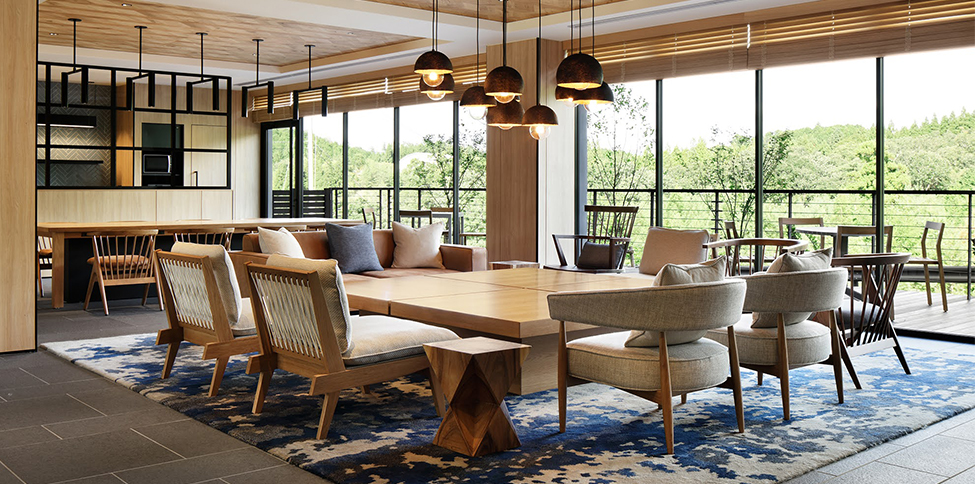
xmin=364 ymin=0 xmax=627 ymax=22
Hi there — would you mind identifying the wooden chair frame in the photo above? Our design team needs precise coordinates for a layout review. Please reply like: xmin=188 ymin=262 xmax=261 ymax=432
xmin=361 ymin=207 xmax=378 ymax=227
xmin=83 ymin=229 xmax=160 ymax=315
xmin=704 ymin=238 xmax=809 ymax=276
xmin=586 ymin=205 xmax=639 ymax=266
xmin=37 ymin=236 xmax=53 ymax=297
xmin=830 ymin=252 xmax=912 ymax=389
xmin=779 ymin=217 xmax=826 ymax=249
xmin=835 ymin=225 xmax=893 ymax=256
xmin=154 ymin=250 xmax=259 ymax=397
xmin=550 ymin=234 xmax=631 ymax=272
xmin=399 ymin=209 xmax=434 ymax=228
xmin=906 ymin=221 xmax=948 ymax=312
xmin=172 ymin=227 xmax=234 ymax=250
xmin=244 ymin=262 xmax=445 ymax=439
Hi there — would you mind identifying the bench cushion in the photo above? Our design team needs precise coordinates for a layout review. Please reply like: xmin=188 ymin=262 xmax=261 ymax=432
xmin=343 ymin=315 xmax=459 ymax=366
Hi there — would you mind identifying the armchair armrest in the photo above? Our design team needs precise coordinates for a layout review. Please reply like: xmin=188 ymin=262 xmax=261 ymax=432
xmin=439 ymin=244 xmax=488 ymax=272
xmin=229 ymin=251 xmax=271 ymax=298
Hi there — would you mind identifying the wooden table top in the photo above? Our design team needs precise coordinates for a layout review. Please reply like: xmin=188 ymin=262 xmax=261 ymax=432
xmin=426 ymin=267 xmax=615 ymax=288
xmin=343 ymin=276 xmax=507 ymax=314
xmin=424 ymin=336 xmax=530 ymax=355
xmin=37 ymin=218 xmax=360 ymax=236
xmin=390 ymin=288 xmax=556 ymax=339
xmin=533 ymin=277 xmax=654 ymax=292
xmin=795 ymin=226 xmax=876 ymax=237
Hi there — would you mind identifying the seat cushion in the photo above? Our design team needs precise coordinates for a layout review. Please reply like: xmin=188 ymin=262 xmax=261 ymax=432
xmin=86 ymin=255 xmax=152 ymax=267
xmin=391 ymin=221 xmax=445 ymax=269
xmin=360 ymin=268 xmax=460 ymax=278
xmin=707 ymin=316 xmax=831 ymax=366
xmin=38 ymin=248 xmax=53 ymax=257
xmin=343 ymin=315 xmax=459 ymax=366
xmin=257 ymin=227 xmax=305 ymax=258
xmin=325 ymin=223 xmax=384 ymax=274
xmin=266 ymin=255 xmax=354 ymax=354
xmin=567 ymin=332 xmax=729 ymax=393
xmin=171 ymin=242 xmax=244 ymax=326
xmin=233 ymin=298 xmax=258 ymax=337
xmin=577 ymin=241 xmax=626 ymax=270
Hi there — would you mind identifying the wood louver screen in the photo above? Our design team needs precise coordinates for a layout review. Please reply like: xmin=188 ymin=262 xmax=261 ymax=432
xmin=593 ymin=0 xmax=974 ymax=83
xmin=250 ymin=63 xmax=484 ymax=119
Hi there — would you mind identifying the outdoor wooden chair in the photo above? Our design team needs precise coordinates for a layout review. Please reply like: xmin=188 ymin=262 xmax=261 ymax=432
xmin=905 ymin=221 xmax=948 ymax=312
xmin=705 ymin=238 xmax=809 ymax=276
xmin=83 ymin=229 xmax=160 ymax=315
xmin=836 ymin=225 xmax=893 ymax=256
xmin=37 ymin=236 xmax=53 ymax=297
xmin=548 ymin=279 xmax=747 ymax=454
xmin=154 ymin=246 xmax=259 ymax=396
xmin=707 ymin=269 xmax=849 ymax=420
xmin=361 ymin=206 xmax=378 ymax=227
xmin=399 ymin=209 xmax=434 ymax=228
xmin=779 ymin=217 xmax=826 ymax=249
xmin=830 ymin=252 xmax=912 ymax=389
xmin=245 ymin=256 xmax=459 ymax=439
xmin=172 ymin=227 xmax=234 ymax=250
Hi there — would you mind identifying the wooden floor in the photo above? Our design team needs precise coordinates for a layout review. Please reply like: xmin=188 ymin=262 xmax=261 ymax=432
xmin=894 ymin=288 xmax=975 ymax=340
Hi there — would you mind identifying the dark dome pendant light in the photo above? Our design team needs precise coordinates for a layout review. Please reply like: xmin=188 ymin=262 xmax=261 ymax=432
xmin=459 ymin=0 xmax=495 ymax=119
xmin=556 ymin=0 xmax=602 ymax=91
xmin=419 ymin=73 xmax=454 ymax=101
xmin=414 ymin=0 xmax=453 ymax=88
xmin=574 ymin=0 xmax=613 ymax=108
xmin=522 ymin=0 xmax=558 ymax=140
xmin=486 ymin=97 xmax=524 ymax=130
xmin=484 ymin=0 xmax=524 ymax=104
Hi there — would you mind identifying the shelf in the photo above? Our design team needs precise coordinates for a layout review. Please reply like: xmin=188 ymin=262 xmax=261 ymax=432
xmin=36 ymin=159 xmax=104 ymax=165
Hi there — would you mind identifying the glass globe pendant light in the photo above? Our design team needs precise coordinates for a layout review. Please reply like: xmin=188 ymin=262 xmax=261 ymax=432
xmin=522 ymin=0 xmax=558 ymax=140
xmin=419 ymin=73 xmax=454 ymax=101
xmin=556 ymin=0 xmax=602 ymax=90
xmin=459 ymin=0 xmax=495 ymax=119
xmin=414 ymin=0 xmax=452 ymax=87
xmin=484 ymin=0 xmax=524 ymax=104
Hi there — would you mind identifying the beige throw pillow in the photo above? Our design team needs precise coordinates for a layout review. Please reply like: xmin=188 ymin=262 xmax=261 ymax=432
xmin=638 ymin=227 xmax=711 ymax=276
xmin=625 ymin=256 xmax=726 ymax=348
xmin=391 ymin=221 xmax=445 ymax=269
xmin=265 ymin=255 xmax=354 ymax=355
xmin=170 ymin=242 xmax=243 ymax=327
xmin=258 ymin=227 xmax=305 ymax=258
xmin=751 ymin=248 xmax=833 ymax=328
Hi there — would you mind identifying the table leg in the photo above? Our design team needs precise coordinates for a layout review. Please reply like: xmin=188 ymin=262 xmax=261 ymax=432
xmin=52 ymin=233 xmax=65 ymax=309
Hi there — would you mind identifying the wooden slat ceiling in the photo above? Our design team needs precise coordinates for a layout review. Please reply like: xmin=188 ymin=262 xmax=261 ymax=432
xmin=364 ymin=0 xmax=627 ymax=22
xmin=38 ymin=0 xmax=421 ymax=67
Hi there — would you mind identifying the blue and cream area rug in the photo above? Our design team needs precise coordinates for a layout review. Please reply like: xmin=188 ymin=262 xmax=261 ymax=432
xmin=43 ymin=334 xmax=975 ymax=484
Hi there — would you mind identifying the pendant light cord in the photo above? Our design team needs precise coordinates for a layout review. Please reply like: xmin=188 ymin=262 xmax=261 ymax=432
xmin=71 ymin=19 xmax=79 ymax=66
xmin=431 ymin=0 xmax=436 ymax=51
xmin=502 ymin=0 xmax=508 ymax=66
xmin=198 ymin=33 xmax=205 ymax=80
xmin=591 ymin=0 xmax=595 ymax=56
xmin=307 ymin=45 xmax=313 ymax=89
xmin=475 ymin=0 xmax=480 ymax=83
xmin=536 ymin=0 xmax=541 ymax=102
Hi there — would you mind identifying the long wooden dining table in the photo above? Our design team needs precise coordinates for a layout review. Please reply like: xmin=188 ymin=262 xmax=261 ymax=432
xmin=37 ymin=217 xmax=359 ymax=309
xmin=343 ymin=268 xmax=655 ymax=395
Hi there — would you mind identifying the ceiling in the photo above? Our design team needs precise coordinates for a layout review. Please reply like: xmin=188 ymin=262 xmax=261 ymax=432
xmin=363 ymin=0 xmax=627 ymax=23
xmin=36 ymin=0 xmax=815 ymax=87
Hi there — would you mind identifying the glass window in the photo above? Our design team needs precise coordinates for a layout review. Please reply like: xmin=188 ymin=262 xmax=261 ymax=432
xmin=399 ymin=102 xmax=454 ymax=233
xmin=458 ymin=115 xmax=487 ymax=247
xmin=302 ymin=115 xmax=344 ymax=218
xmin=346 ymin=108 xmax=394 ymax=221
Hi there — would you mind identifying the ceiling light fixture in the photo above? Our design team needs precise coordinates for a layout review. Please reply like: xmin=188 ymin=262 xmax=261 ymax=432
xmin=522 ymin=0 xmax=559 ymax=140
xmin=414 ymin=0 xmax=453 ymax=88
xmin=241 ymin=39 xmax=274 ymax=117
xmin=556 ymin=0 xmax=602 ymax=90
xmin=185 ymin=32 xmax=220 ymax=112
xmin=555 ymin=1 xmax=576 ymax=106
xmin=49 ymin=32 xmax=58 ymax=36
xmin=290 ymin=44 xmax=328 ymax=120
xmin=484 ymin=0 xmax=524 ymax=104
xmin=573 ymin=0 xmax=613 ymax=109
xmin=459 ymin=0 xmax=495 ymax=119
xmin=486 ymin=97 xmax=523 ymax=130
xmin=124 ymin=25 xmax=155 ymax=109
xmin=60 ymin=18 xmax=88 ymax=107
xmin=419 ymin=72 xmax=454 ymax=101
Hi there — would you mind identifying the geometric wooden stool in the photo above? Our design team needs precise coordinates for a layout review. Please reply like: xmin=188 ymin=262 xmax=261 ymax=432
xmin=424 ymin=337 xmax=531 ymax=457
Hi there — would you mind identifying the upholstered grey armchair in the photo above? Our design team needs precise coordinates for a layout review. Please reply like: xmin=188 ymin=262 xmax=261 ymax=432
xmin=547 ymin=279 xmax=747 ymax=455
xmin=706 ymin=268 xmax=849 ymax=420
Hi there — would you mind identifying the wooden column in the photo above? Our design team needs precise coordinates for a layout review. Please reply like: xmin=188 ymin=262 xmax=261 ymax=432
xmin=1 ymin=0 xmax=38 ymax=352
xmin=486 ymin=38 xmax=574 ymax=264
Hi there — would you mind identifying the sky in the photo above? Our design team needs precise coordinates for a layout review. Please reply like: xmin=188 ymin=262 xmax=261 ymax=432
xmin=301 ymin=46 xmax=975 ymax=153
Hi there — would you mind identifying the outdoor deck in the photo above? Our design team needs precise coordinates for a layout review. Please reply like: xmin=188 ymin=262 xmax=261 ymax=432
xmin=894 ymin=289 xmax=975 ymax=342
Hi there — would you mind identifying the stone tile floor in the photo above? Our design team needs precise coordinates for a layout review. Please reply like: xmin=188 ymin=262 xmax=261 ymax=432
xmin=3 ymin=295 xmax=975 ymax=483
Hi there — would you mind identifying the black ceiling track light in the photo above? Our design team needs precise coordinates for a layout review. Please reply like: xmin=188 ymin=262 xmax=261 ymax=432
xmin=522 ymin=0 xmax=559 ymax=140
xmin=241 ymin=38 xmax=274 ymax=118
xmin=556 ymin=0 xmax=603 ymax=91
xmin=61 ymin=18 xmax=89 ymax=107
xmin=186 ymin=32 xmax=220 ymax=112
xmin=125 ymin=25 xmax=156 ymax=109
xmin=459 ymin=0 xmax=495 ymax=119
xmin=290 ymin=44 xmax=328 ymax=120
xmin=414 ymin=0 xmax=453 ymax=87
xmin=484 ymin=0 xmax=524 ymax=105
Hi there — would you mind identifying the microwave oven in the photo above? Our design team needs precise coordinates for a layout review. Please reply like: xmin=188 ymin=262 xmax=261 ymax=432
xmin=143 ymin=154 xmax=172 ymax=174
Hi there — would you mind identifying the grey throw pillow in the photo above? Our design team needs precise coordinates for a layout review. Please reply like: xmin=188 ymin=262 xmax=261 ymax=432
xmin=625 ymin=256 xmax=727 ymax=348
xmin=576 ymin=241 xmax=626 ymax=269
xmin=752 ymin=247 xmax=833 ymax=328
xmin=324 ymin=223 xmax=384 ymax=274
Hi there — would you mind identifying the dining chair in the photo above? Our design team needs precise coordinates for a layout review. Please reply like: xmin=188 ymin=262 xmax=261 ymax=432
xmin=430 ymin=207 xmax=455 ymax=242
xmin=399 ymin=209 xmax=434 ymax=228
xmin=245 ymin=255 xmax=459 ymax=439
xmin=905 ymin=221 xmax=948 ymax=312
xmin=547 ymin=279 xmax=747 ymax=454
xmin=587 ymin=205 xmax=639 ymax=266
xmin=723 ymin=220 xmax=740 ymax=239
xmin=155 ymin=246 xmax=259 ymax=396
xmin=83 ymin=229 xmax=160 ymax=315
xmin=830 ymin=252 xmax=912 ymax=388
xmin=779 ymin=217 xmax=826 ymax=249
xmin=705 ymin=238 xmax=809 ymax=276
xmin=37 ymin=236 xmax=53 ymax=297
xmin=836 ymin=225 xmax=893 ymax=256
xmin=361 ymin=206 xmax=378 ymax=227
xmin=707 ymin=268 xmax=849 ymax=420
xmin=172 ymin=227 xmax=234 ymax=250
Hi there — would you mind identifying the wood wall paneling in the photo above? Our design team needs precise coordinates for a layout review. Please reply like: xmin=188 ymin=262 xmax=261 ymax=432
xmin=232 ymin=90 xmax=261 ymax=219
xmin=202 ymin=190 xmax=235 ymax=220
xmin=155 ymin=190 xmax=203 ymax=221
xmin=0 ymin=0 xmax=37 ymax=352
